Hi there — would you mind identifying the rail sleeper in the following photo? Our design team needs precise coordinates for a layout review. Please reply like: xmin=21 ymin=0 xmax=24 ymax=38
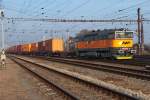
xmin=15 ymin=56 xmax=149 ymax=100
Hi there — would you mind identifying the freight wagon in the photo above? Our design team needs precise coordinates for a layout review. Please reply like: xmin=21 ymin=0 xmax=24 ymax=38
xmin=7 ymin=38 xmax=64 ymax=56
xmin=38 ymin=41 xmax=46 ymax=55
xmin=43 ymin=38 xmax=64 ymax=56
xmin=30 ymin=43 xmax=38 ymax=55
xmin=6 ymin=46 xmax=17 ymax=54
xmin=16 ymin=45 xmax=21 ymax=54
xmin=38 ymin=38 xmax=64 ymax=56
xmin=21 ymin=44 xmax=31 ymax=55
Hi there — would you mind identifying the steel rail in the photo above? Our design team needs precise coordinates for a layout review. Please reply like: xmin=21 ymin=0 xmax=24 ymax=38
xmin=10 ymin=56 xmax=80 ymax=100
xmin=38 ymin=56 xmax=150 ymax=81
xmin=9 ymin=55 xmax=149 ymax=100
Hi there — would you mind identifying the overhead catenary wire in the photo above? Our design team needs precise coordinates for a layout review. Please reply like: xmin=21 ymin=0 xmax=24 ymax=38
xmin=118 ymin=0 xmax=150 ymax=12
xmin=143 ymin=12 xmax=150 ymax=15
xmin=3 ymin=1 xmax=150 ymax=39
xmin=38 ymin=0 xmax=70 ymax=37
xmin=51 ymin=1 xmax=73 ymax=18
xmin=22 ymin=0 xmax=29 ymax=13
xmin=47 ymin=0 xmax=90 ymax=34
xmin=13 ymin=0 xmax=57 ymax=35
xmin=39 ymin=0 xmax=70 ymax=38
xmin=61 ymin=0 xmax=91 ymax=17
xmin=19 ymin=0 xmax=26 ymax=13
xmin=30 ymin=0 xmax=63 ymax=39
xmin=32 ymin=0 xmax=67 ymax=18
xmin=66 ymin=0 xmax=125 ymax=33
xmin=99 ymin=0 xmax=149 ymax=20
xmin=89 ymin=0 xmax=123 ymax=17
xmin=24 ymin=0 xmax=33 ymax=14
xmin=25 ymin=0 xmax=51 ymax=16
xmin=31 ymin=0 xmax=57 ymax=17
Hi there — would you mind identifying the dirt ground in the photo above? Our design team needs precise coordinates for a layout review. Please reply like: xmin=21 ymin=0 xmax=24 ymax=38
xmin=0 ymin=58 xmax=58 ymax=100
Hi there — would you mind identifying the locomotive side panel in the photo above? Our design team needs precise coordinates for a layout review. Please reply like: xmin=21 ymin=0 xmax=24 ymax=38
xmin=76 ymin=40 xmax=112 ymax=49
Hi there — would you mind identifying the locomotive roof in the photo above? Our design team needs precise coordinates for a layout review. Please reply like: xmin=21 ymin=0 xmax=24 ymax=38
xmin=77 ymin=28 xmax=128 ymax=37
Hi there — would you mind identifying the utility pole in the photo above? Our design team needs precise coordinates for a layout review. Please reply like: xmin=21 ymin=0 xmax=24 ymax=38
xmin=141 ymin=15 xmax=144 ymax=55
xmin=137 ymin=8 xmax=141 ymax=55
xmin=66 ymin=29 xmax=70 ymax=52
xmin=1 ymin=18 xmax=4 ymax=48
xmin=66 ymin=29 xmax=69 ymax=40
xmin=0 ymin=9 xmax=4 ymax=50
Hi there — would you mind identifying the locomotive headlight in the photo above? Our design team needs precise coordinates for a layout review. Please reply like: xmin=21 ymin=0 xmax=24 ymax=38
xmin=131 ymin=50 xmax=136 ymax=54
xmin=119 ymin=41 xmax=123 ymax=45
xmin=118 ymin=50 xmax=124 ymax=54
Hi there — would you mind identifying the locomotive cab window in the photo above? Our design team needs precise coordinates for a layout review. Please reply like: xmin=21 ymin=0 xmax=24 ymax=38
xmin=108 ymin=32 xmax=115 ymax=39
xmin=115 ymin=31 xmax=133 ymax=39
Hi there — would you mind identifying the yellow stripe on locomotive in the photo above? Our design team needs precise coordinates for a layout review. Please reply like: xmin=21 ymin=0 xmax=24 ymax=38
xmin=112 ymin=39 xmax=133 ymax=48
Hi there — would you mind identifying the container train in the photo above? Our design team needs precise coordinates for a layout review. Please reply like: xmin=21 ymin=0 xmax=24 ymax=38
xmin=6 ymin=29 xmax=136 ymax=59
xmin=7 ymin=38 xmax=64 ymax=56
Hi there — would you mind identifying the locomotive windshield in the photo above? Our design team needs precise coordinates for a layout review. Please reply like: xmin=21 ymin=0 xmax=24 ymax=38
xmin=115 ymin=31 xmax=133 ymax=39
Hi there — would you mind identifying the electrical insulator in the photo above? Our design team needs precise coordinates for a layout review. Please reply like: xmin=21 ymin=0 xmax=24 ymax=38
xmin=0 ymin=10 xmax=4 ymax=17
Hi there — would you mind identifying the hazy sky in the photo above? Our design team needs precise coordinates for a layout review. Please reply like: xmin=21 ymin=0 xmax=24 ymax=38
xmin=0 ymin=0 xmax=150 ymax=47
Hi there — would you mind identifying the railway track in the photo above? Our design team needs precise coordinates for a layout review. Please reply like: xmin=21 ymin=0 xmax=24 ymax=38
xmin=9 ymin=55 xmax=149 ymax=100
xmin=64 ymin=56 xmax=150 ymax=67
xmin=110 ymin=58 xmax=150 ymax=67
xmin=75 ymin=57 xmax=150 ymax=67
xmin=97 ymin=56 xmax=150 ymax=67
xmin=10 ymin=57 xmax=79 ymax=100
xmin=34 ymin=56 xmax=150 ymax=81
xmin=77 ymin=56 xmax=150 ymax=70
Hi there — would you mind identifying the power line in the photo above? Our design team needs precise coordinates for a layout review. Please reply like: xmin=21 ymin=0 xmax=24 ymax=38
xmin=143 ymin=12 xmax=150 ymax=15
xmin=51 ymin=0 xmax=72 ymax=18
xmin=24 ymin=0 xmax=33 ymax=14
xmin=98 ymin=0 xmax=150 ymax=20
xmin=4 ymin=7 xmax=32 ymax=16
xmin=23 ymin=0 xmax=30 ymax=13
xmin=33 ymin=0 xmax=67 ymax=18
xmin=39 ymin=0 xmax=71 ymax=34
xmin=5 ymin=17 xmax=150 ymax=22
xmin=0 ymin=0 xmax=3 ymax=8
xmin=61 ymin=0 xmax=91 ymax=17
xmin=25 ymin=0 xmax=50 ymax=15
xmin=29 ymin=0 xmax=60 ymax=36
xmin=30 ymin=0 xmax=57 ymax=17
xmin=112 ymin=16 xmax=129 ymax=20
xmin=90 ymin=0 xmax=123 ymax=17
xmin=19 ymin=0 xmax=26 ymax=14
xmin=118 ymin=0 xmax=150 ymax=12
